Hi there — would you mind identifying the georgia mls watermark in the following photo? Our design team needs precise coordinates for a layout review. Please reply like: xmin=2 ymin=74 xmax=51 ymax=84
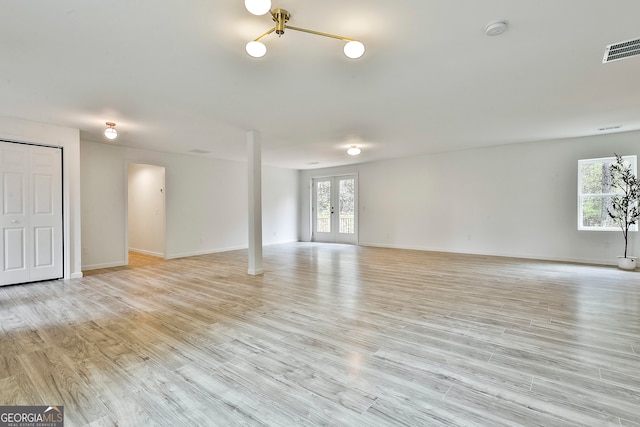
xmin=0 ymin=406 xmax=64 ymax=427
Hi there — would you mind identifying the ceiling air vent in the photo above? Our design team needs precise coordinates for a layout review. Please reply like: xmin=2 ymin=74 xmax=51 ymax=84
xmin=603 ymin=37 xmax=640 ymax=63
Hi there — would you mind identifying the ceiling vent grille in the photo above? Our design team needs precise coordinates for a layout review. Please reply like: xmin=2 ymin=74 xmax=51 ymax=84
xmin=603 ymin=37 xmax=640 ymax=63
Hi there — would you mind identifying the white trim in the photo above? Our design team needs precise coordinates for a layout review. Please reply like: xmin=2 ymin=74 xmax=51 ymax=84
xmin=128 ymin=248 xmax=164 ymax=258
xmin=577 ymin=155 xmax=638 ymax=231
xmin=167 ymin=245 xmax=248 ymax=259
xmin=265 ymin=239 xmax=299 ymax=246
xmin=310 ymin=172 xmax=359 ymax=244
xmin=82 ymin=261 xmax=126 ymax=271
xmin=0 ymin=117 xmax=81 ymax=281
xmin=359 ymin=242 xmax=621 ymax=267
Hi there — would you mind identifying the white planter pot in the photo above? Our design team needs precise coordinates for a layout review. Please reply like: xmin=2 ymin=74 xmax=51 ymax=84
xmin=617 ymin=256 xmax=637 ymax=271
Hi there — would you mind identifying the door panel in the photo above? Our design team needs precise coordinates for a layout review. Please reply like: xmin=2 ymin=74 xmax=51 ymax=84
xmin=4 ymin=173 xmax=25 ymax=214
xmin=4 ymin=228 xmax=26 ymax=270
xmin=28 ymin=145 xmax=62 ymax=282
xmin=1 ymin=145 xmax=29 ymax=284
xmin=313 ymin=178 xmax=333 ymax=241
xmin=338 ymin=177 xmax=356 ymax=237
xmin=312 ymin=174 xmax=357 ymax=244
xmin=33 ymin=174 xmax=53 ymax=214
xmin=34 ymin=226 xmax=54 ymax=267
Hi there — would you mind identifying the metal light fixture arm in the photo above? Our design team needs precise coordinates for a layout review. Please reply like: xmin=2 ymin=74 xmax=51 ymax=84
xmin=247 ymin=8 xmax=364 ymax=58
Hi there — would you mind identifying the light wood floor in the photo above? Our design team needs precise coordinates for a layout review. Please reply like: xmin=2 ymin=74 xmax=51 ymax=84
xmin=1 ymin=243 xmax=640 ymax=426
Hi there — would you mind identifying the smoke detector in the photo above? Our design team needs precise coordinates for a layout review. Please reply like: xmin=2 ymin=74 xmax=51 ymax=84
xmin=485 ymin=21 xmax=507 ymax=36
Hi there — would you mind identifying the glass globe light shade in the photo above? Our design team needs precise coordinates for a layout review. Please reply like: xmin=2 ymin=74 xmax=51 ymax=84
xmin=347 ymin=145 xmax=361 ymax=156
xmin=344 ymin=41 xmax=365 ymax=59
xmin=104 ymin=128 xmax=117 ymax=140
xmin=104 ymin=123 xmax=117 ymax=140
xmin=245 ymin=0 xmax=271 ymax=16
xmin=246 ymin=41 xmax=267 ymax=58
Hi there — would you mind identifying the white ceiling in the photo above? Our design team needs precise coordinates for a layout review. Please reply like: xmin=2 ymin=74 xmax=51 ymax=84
xmin=1 ymin=1 xmax=639 ymax=169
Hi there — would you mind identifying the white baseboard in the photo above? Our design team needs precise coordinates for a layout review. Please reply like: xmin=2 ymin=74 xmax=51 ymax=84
xmin=81 ymin=260 xmax=126 ymax=271
xmin=264 ymin=239 xmax=299 ymax=246
xmin=128 ymin=248 xmax=164 ymax=258
xmin=167 ymin=245 xmax=248 ymax=259
xmin=82 ymin=242 xmax=301 ymax=269
xmin=358 ymin=242 xmax=617 ymax=267
xmin=167 ymin=240 xmax=299 ymax=260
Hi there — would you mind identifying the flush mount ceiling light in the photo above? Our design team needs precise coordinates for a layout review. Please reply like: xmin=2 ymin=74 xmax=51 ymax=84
xmin=347 ymin=145 xmax=361 ymax=156
xmin=245 ymin=6 xmax=365 ymax=59
xmin=104 ymin=122 xmax=118 ymax=140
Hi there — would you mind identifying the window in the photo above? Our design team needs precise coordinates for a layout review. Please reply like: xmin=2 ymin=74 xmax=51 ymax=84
xmin=578 ymin=155 xmax=638 ymax=230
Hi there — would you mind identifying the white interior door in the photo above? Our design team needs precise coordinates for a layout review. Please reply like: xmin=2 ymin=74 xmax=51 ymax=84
xmin=1 ymin=142 xmax=63 ymax=286
xmin=312 ymin=174 xmax=357 ymax=244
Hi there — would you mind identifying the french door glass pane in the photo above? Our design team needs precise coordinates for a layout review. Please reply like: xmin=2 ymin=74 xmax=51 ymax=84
xmin=316 ymin=181 xmax=331 ymax=233
xmin=339 ymin=178 xmax=355 ymax=234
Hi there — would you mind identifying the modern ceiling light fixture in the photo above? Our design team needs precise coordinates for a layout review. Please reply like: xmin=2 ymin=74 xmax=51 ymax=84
xmin=245 ymin=7 xmax=365 ymax=59
xmin=104 ymin=122 xmax=118 ymax=140
xmin=347 ymin=145 xmax=361 ymax=156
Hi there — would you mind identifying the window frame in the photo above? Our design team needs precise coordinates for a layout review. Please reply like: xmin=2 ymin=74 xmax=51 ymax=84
xmin=578 ymin=155 xmax=638 ymax=231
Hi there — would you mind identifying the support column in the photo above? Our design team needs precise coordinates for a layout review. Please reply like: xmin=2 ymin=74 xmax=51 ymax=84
xmin=247 ymin=130 xmax=263 ymax=275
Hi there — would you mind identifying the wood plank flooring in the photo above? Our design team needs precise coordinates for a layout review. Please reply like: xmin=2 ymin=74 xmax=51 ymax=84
xmin=1 ymin=243 xmax=640 ymax=426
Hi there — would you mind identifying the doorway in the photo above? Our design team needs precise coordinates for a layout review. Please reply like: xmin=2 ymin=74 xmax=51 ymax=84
xmin=0 ymin=141 xmax=63 ymax=286
xmin=127 ymin=164 xmax=166 ymax=262
xmin=312 ymin=174 xmax=358 ymax=244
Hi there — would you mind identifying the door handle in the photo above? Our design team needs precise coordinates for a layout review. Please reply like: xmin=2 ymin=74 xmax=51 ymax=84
xmin=11 ymin=220 xmax=19 ymax=224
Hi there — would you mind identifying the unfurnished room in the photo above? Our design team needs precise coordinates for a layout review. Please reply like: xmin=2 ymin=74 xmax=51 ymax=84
xmin=1 ymin=1 xmax=640 ymax=426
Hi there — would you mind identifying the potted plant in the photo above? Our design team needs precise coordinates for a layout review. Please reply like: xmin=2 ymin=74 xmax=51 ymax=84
xmin=607 ymin=153 xmax=640 ymax=270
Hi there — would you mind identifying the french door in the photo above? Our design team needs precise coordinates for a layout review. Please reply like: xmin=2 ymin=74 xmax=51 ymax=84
xmin=0 ymin=141 xmax=63 ymax=286
xmin=312 ymin=174 xmax=357 ymax=244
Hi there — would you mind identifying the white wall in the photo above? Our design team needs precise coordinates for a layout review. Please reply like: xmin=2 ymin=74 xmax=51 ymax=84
xmin=300 ymin=130 xmax=640 ymax=266
xmin=80 ymin=141 xmax=126 ymax=269
xmin=263 ymin=166 xmax=301 ymax=245
xmin=81 ymin=140 xmax=299 ymax=270
xmin=128 ymin=163 xmax=166 ymax=257
xmin=0 ymin=116 xmax=82 ymax=279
